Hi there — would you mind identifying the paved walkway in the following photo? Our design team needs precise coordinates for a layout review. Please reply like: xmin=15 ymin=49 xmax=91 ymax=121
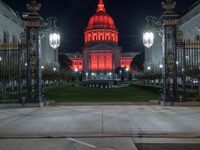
xmin=0 ymin=105 xmax=200 ymax=137
xmin=1 ymin=106 xmax=200 ymax=150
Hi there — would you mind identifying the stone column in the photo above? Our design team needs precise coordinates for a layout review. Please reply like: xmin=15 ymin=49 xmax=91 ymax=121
xmin=161 ymin=0 xmax=179 ymax=105
xmin=24 ymin=1 xmax=43 ymax=106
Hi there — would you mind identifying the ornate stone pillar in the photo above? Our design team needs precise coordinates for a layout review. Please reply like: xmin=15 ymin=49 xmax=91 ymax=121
xmin=24 ymin=1 xmax=43 ymax=105
xmin=161 ymin=0 xmax=179 ymax=105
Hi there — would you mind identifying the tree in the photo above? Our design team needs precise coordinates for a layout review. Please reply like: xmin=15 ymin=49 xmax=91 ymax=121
xmin=130 ymin=52 xmax=144 ymax=73
xmin=59 ymin=54 xmax=72 ymax=71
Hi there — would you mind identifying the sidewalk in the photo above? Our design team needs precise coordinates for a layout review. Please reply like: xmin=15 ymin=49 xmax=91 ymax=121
xmin=1 ymin=105 xmax=200 ymax=150
xmin=0 ymin=105 xmax=200 ymax=137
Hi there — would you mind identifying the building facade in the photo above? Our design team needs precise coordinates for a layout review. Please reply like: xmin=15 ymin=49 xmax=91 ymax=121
xmin=144 ymin=0 xmax=200 ymax=73
xmin=180 ymin=0 xmax=200 ymax=41
xmin=66 ymin=0 xmax=138 ymax=80
xmin=0 ymin=0 xmax=59 ymax=71
xmin=0 ymin=0 xmax=24 ymax=44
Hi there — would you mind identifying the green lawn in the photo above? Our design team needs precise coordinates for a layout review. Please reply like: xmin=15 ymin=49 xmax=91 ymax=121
xmin=45 ymin=85 xmax=159 ymax=103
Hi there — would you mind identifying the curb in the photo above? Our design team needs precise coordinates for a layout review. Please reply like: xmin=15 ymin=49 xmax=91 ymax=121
xmin=1 ymin=132 xmax=200 ymax=139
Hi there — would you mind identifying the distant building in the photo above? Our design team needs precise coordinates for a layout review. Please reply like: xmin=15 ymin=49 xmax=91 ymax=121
xmin=65 ymin=0 xmax=138 ymax=80
xmin=0 ymin=0 xmax=59 ymax=71
xmin=144 ymin=0 xmax=200 ymax=73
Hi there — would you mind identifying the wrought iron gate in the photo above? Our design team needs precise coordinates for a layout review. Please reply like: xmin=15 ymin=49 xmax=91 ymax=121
xmin=0 ymin=42 xmax=27 ymax=104
xmin=176 ymin=37 xmax=200 ymax=101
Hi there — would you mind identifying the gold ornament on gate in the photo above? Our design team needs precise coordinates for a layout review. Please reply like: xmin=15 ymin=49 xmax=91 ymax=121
xmin=162 ymin=0 xmax=176 ymax=11
xmin=26 ymin=0 xmax=41 ymax=13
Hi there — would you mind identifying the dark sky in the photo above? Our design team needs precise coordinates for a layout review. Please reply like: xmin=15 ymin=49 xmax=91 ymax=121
xmin=4 ymin=0 xmax=198 ymax=52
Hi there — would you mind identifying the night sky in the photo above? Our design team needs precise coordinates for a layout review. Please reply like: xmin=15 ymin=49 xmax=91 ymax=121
xmin=4 ymin=0 xmax=198 ymax=52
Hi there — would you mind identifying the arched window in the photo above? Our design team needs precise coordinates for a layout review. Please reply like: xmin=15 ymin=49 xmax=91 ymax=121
xmin=3 ymin=31 xmax=9 ymax=43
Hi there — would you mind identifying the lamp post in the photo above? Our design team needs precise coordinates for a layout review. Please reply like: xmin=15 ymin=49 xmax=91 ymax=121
xmin=143 ymin=16 xmax=158 ymax=49
xmin=47 ymin=17 xmax=60 ymax=72
xmin=143 ymin=0 xmax=178 ymax=106
xmin=47 ymin=17 xmax=61 ymax=49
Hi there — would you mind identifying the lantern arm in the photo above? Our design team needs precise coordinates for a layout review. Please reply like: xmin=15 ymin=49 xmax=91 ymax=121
xmin=47 ymin=17 xmax=58 ymax=31
xmin=144 ymin=16 xmax=161 ymax=34
xmin=39 ymin=18 xmax=52 ymax=39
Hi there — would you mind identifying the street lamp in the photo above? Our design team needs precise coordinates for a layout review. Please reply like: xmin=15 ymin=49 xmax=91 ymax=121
xmin=75 ymin=68 xmax=78 ymax=72
xmin=143 ymin=16 xmax=158 ymax=48
xmin=47 ymin=17 xmax=61 ymax=49
xmin=0 ymin=56 xmax=2 ymax=61
xmin=147 ymin=66 xmax=151 ymax=71
xmin=143 ymin=32 xmax=154 ymax=48
xmin=49 ymin=33 xmax=60 ymax=49
xmin=125 ymin=67 xmax=129 ymax=72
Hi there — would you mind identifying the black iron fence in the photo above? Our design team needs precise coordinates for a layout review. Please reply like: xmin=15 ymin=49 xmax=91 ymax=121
xmin=176 ymin=40 xmax=200 ymax=101
xmin=142 ymin=39 xmax=200 ymax=101
xmin=0 ymin=43 xmax=27 ymax=104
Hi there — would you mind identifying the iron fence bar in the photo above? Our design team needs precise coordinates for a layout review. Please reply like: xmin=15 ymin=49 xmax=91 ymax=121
xmin=18 ymin=45 xmax=21 ymax=103
xmin=183 ymin=40 xmax=186 ymax=100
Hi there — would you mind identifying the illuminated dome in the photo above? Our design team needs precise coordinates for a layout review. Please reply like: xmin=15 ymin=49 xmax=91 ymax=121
xmin=84 ymin=0 xmax=118 ymax=44
xmin=87 ymin=0 xmax=116 ymax=30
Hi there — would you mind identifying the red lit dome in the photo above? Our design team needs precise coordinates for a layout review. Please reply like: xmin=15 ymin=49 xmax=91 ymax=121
xmin=85 ymin=0 xmax=118 ymax=44
xmin=87 ymin=0 xmax=116 ymax=30
xmin=87 ymin=14 xmax=116 ymax=30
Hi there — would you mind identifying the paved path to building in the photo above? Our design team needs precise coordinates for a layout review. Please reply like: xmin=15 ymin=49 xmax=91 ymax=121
xmin=0 ymin=105 xmax=200 ymax=150
xmin=0 ymin=105 xmax=200 ymax=136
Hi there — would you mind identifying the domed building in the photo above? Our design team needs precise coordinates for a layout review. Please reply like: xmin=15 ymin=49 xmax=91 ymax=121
xmin=67 ymin=0 xmax=138 ymax=80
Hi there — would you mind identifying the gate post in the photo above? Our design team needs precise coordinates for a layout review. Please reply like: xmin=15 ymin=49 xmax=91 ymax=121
xmin=161 ymin=0 xmax=179 ymax=106
xmin=24 ymin=1 xmax=43 ymax=106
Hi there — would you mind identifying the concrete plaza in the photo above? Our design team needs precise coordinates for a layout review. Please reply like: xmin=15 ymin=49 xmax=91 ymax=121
xmin=0 ymin=105 xmax=200 ymax=150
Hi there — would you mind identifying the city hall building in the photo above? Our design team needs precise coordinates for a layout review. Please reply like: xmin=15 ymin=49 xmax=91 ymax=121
xmin=65 ymin=0 xmax=138 ymax=80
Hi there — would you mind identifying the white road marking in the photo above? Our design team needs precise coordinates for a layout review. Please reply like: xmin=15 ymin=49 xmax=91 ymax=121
xmin=68 ymin=138 xmax=97 ymax=149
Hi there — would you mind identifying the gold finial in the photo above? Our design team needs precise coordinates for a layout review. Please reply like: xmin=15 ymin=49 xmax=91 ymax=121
xmin=161 ymin=0 xmax=176 ymax=12
xmin=26 ymin=0 xmax=41 ymax=14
